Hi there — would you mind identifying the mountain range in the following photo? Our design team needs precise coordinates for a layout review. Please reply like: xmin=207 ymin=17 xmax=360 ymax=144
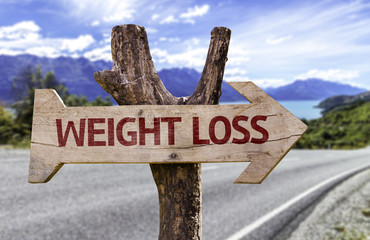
xmin=0 ymin=54 xmax=367 ymax=105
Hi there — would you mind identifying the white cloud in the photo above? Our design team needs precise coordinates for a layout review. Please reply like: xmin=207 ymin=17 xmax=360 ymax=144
xmin=62 ymin=0 xmax=138 ymax=23
xmin=182 ymin=18 xmax=196 ymax=24
xmin=159 ymin=37 xmax=180 ymax=42
xmin=227 ymin=44 xmax=251 ymax=66
xmin=266 ymin=35 xmax=292 ymax=45
xmin=83 ymin=45 xmax=111 ymax=62
xmin=252 ymin=78 xmax=290 ymax=88
xmin=102 ymin=9 xmax=135 ymax=22
xmin=0 ymin=48 xmax=23 ymax=56
xmin=91 ymin=20 xmax=100 ymax=26
xmin=224 ymin=67 xmax=247 ymax=77
xmin=0 ymin=21 xmax=96 ymax=58
xmin=145 ymin=27 xmax=158 ymax=33
xmin=180 ymin=5 xmax=209 ymax=19
xmin=151 ymin=14 xmax=160 ymax=21
xmin=151 ymin=47 xmax=208 ymax=68
xmin=190 ymin=38 xmax=200 ymax=45
xmin=160 ymin=15 xmax=178 ymax=24
xmin=26 ymin=46 xmax=60 ymax=58
xmin=61 ymin=35 xmax=95 ymax=52
xmin=294 ymin=69 xmax=359 ymax=81
xmin=0 ymin=21 xmax=40 ymax=40
xmin=223 ymin=73 xmax=289 ymax=88
xmin=228 ymin=0 xmax=370 ymax=89
xmin=178 ymin=4 xmax=209 ymax=24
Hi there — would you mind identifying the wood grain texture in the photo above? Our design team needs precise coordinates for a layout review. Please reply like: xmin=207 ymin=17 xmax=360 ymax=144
xmin=29 ymin=24 xmax=306 ymax=240
xmin=94 ymin=24 xmax=231 ymax=240
xmin=30 ymin=82 xmax=307 ymax=184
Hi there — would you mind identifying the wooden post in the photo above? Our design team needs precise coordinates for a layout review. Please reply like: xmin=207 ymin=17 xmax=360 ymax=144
xmin=94 ymin=24 xmax=231 ymax=240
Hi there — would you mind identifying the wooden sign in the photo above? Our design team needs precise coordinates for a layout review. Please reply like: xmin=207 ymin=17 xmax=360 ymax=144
xmin=29 ymin=81 xmax=307 ymax=184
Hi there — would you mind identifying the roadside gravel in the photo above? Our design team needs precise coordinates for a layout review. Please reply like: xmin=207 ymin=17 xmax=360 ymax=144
xmin=288 ymin=168 xmax=370 ymax=240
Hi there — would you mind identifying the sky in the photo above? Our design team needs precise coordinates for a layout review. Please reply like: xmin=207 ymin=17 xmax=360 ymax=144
xmin=0 ymin=0 xmax=370 ymax=89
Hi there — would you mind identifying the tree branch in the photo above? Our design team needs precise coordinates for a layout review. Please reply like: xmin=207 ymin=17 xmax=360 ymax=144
xmin=94 ymin=24 xmax=231 ymax=240
xmin=186 ymin=27 xmax=231 ymax=105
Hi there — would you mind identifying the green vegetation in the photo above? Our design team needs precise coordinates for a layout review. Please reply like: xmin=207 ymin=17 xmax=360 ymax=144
xmin=327 ymin=225 xmax=368 ymax=240
xmin=0 ymin=65 xmax=112 ymax=148
xmin=296 ymin=101 xmax=370 ymax=149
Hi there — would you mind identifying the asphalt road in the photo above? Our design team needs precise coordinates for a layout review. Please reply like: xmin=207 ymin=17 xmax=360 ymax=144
xmin=0 ymin=148 xmax=369 ymax=240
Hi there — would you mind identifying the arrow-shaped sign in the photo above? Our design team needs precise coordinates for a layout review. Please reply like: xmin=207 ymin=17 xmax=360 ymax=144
xmin=29 ymin=82 xmax=307 ymax=184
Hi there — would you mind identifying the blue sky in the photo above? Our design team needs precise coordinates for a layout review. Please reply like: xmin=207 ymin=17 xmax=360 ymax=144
xmin=1 ymin=0 xmax=370 ymax=89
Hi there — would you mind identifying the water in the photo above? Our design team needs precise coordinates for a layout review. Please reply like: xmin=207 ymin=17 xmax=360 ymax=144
xmin=279 ymin=100 xmax=322 ymax=120
xmin=221 ymin=100 xmax=322 ymax=120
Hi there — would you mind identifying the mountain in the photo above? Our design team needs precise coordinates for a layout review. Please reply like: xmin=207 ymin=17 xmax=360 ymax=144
xmin=158 ymin=68 xmax=246 ymax=102
xmin=0 ymin=54 xmax=112 ymax=104
xmin=0 ymin=54 xmax=367 ymax=104
xmin=0 ymin=54 xmax=245 ymax=104
xmin=295 ymin=101 xmax=370 ymax=149
xmin=317 ymin=91 xmax=370 ymax=114
xmin=265 ymin=78 xmax=366 ymax=100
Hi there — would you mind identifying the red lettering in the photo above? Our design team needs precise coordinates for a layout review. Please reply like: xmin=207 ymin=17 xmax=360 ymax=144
xmin=108 ymin=118 xmax=114 ymax=146
xmin=161 ymin=117 xmax=181 ymax=145
xmin=139 ymin=117 xmax=160 ymax=145
xmin=56 ymin=119 xmax=86 ymax=147
xmin=209 ymin=116 xmax=231 ymax=144
xmin=193 ymin=117 xmax=210 ymax=145
xmin=251 ymin=115 xmax=269 ymax=144
xmin=116 ymin=117 xmax=137 ymax=146
xmin=232 ymin=116 xmax=250 ymax=144
xmin=88 ymin=118 xmax=106 ymax=146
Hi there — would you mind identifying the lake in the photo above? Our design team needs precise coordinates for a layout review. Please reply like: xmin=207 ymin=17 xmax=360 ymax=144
xmin=221 ymin=100 xmax=322 ymax=120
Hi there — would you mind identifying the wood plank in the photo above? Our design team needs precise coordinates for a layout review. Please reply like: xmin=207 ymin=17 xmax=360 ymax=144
xmin=29 ymin=81 xmax=307 ymax=184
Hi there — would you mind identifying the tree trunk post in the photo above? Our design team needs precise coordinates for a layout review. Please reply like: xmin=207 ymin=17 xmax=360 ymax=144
xmin=94 ymin=24 xmax=231 ymax=240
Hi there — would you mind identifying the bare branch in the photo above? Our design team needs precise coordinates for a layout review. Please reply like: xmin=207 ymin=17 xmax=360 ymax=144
xmin=94 ymin=24 xmax=231 ymax=240
xmin=186 ymin=27 xmax=231 ymax=105
xmin=94 ymin=24 xmax=179 ymax=105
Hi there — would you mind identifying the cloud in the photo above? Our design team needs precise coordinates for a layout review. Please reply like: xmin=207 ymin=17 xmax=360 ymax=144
xmin=0 ymin=21 xmax=96 ymax=58
xmin=160 ymin=15 xmax=179 ymax=24
xmin=180 ymin=5 xmax=209 ymax=19
xmin=252 ymin=78 xmax=290 ymax=88
xmin=26 ymin=46 xmax=60 ymax=58
xmin=151 ymin=46 xmax=208 ymax=68
xmin=61 ymin=0 xmax=138 ymax=23
xmin=102 ymin=9 xmax=135 ymax=22
xmin=266 ymin=35 xmax=292 ymax=45
xmin=83 ymin=45 xmax=111 ymax=62
xmin=0 ymin=21 xmax=40 ymax=40
xmin=224 ymin=67 xmax=247 ymax=77
xmin=145 ymin=27 xmax=158 ymax=33
xmin=151 ymin=14 xmax=160 ymax=21
xmin=91 ymin=20 xmax=100 ymax=26
xmin=159 ymin=37 xmax=180 ymax=42
xmin=294 ymin=69 xmax=359 ymax=81
xmin=179 ymin=4 xmax=209 ymax=24
xmin=61 ymin=35 xmax=95 ymax=53
xmin=229 ymin=0 xmax=370 ymax=87
xmin=0 ymin=48 xmax=23 ymax=56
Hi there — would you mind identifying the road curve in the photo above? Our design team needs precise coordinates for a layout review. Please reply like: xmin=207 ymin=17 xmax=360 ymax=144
xmin=0 ymin=148 xmax=369 ymax=239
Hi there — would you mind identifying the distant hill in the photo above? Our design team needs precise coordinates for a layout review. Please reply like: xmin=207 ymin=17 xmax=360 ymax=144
xmin=295 ymin=101 xmax=370 ymax=149
xmin=0 ymin=54 xmax=112 ymax=104
xmin=317 ymin=91 xmax=370 ymax=114
xmin=0 ymin=54 xmax=367 ymax=104
xmin=265 ymin=78 xmax=367 ymax=100
xmin=158 ymin=68 xmax=246 ymax=102
xmin=0 ymin=55 xmax=245 ymax=104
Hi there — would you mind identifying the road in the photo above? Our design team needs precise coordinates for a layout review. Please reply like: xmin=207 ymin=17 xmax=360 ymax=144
xmin=0 ymin=148 xmax=369 ymax=240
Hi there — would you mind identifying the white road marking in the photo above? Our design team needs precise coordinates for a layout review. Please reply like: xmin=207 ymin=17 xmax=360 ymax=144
xmin=225 ymin=163 xmax=370 ymax=240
